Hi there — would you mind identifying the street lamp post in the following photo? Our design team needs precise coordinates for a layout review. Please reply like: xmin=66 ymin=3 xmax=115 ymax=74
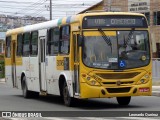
xmin=50 ymin=0 xmax=52 ymax=20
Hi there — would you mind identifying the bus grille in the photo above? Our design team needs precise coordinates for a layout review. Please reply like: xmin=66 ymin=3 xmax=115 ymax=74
xmin=102 ymin=81 xmax=134 ymax=85
xmin=96 ymin=72 xmax=140 ymax=79
xmin=106 ymin=87 xmax=131 ymax=93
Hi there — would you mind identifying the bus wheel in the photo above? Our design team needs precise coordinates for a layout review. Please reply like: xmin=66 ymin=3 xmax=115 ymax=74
xmin=116 ymin=96 xmax=131 ymax=105
xmin=63 ymin=82 xmax=74 ymax=107
xmin=22 ymin=76 xmax=32 ymax=98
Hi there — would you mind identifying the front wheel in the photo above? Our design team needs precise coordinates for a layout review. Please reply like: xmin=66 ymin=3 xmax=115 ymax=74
xmin=116 ymin=96 xmax=131 ymax=106
xmin=63 ymin=82 xmax=74 ymax=107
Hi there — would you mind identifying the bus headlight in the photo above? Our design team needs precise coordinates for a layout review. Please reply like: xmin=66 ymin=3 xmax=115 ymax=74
xmin=136 ymin=73 xmax=150 ymax=85
xmin=144 ymin=75 xmax=149 ymax=79
xmin=82 ymin=73 xmax=101 ymax=86
xmin=140 ymin=79 xmax=145 ymax=83
xmin=87 ymin=79 xmax=100 ymax=86
xmin=87 ymin=76 xmax=91 ymax=80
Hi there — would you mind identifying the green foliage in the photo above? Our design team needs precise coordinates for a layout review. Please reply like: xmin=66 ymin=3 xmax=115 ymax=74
xmin=0 ymin=55 xmax=5 ymax=78
xmin=0 ymin=54 xmax=4 ymax=59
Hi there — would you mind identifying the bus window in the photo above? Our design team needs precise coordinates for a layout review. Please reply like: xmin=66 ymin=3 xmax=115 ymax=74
xmin=59 ymin=25 xmax=70 ymax=54
xmin=17 ymin=34 xmax=23 ymax=56
xmin=48 ymin=27 xmax=59 ymax=55
xmin=22 ymin=33 xmax=30 ymax=57
xmin=5 ymin=36 xmax=11 ymax=58
xmin=30 ymin=31 xmax=38 ymax=56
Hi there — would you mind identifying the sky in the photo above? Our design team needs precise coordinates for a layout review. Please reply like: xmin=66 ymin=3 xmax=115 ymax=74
xmin=0 ymin=0 xmax=102 ymax=20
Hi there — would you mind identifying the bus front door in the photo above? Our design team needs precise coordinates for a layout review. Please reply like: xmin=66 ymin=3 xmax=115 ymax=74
xmin=38 ymin=29 xmax=47 ymax=91
xmin=73 ymin=32 xmax=80 ymax=96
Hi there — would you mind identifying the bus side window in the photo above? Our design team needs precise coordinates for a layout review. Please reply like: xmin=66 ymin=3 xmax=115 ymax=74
xmin=48 ymin=27 xmax=59 ymax=56
xmin=5 ymin=36 xmax=11 ymax=58
xmin=17 ymin=34 xmax=23 ymax=56
xmin=30 ymin=31 xmax=38 ymax=56
xmin=22 ymin=32 xmax=30 ymax=57
xmin=46 ymin=29 xmax=50 ymax=55
xmin=59 ymin=25 xmax=70 ymax=54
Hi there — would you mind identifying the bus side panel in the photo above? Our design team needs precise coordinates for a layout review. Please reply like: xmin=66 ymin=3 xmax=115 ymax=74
xmin=46 ymin=56 xmax=60 ymax=95
xmin=15 ymin=66 xmax=22 ymax=89
xmin=29 ymin=57 xmax=40 ymax=92
xmin=22 ymin=57 xmax=32 ymax=90
xmin=46 ymin=56 xmax=74 ymax=97
xmin=5 ymin=65 xmax=12 ymax=87
xmin=5 ymin=48 xmax=12 ymax=87
xmin=55 ymin=56 xmax=74 ymax=97
xmin=15 ymin=57 xmax=23 ymax=89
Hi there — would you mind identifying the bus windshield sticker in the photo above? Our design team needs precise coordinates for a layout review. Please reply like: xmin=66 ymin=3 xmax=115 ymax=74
xmin=119 ymin=60 xmax=126 ymax=68
xmin=109 ymin=58 xmax=118 ymax=63
xmin=93 ymin=63 xmax=109 ymax=68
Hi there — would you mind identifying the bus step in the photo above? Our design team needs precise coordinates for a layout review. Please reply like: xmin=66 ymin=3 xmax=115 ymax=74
xmin=40 ymin=91 xmax=47 ymax=96
xmin=74 ymin=93 xmax=80 ymax=98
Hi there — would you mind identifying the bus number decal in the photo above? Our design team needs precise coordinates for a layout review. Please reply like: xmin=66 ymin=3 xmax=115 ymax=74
xmin=57 ymin=60 xmax=64 ymax=66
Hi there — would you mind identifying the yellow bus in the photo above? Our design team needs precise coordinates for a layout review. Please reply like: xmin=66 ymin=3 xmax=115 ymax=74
xmin=5 ymin=12 xmax=152 ymax=106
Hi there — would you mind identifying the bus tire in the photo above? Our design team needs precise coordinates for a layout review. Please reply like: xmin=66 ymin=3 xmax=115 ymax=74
xmin=63 ymin=82 xmax=74 ymax=107
xmin=22 ymin=76 xmax=32 ymax=98
xmin=116 ymin=96 xmax=131 ymax=105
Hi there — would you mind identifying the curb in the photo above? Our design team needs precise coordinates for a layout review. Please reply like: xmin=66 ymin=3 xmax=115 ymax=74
xmin=152 ymin=91 xmax=160 ymax=97
xmin=0 ymin=78 xmax=5 ymax=83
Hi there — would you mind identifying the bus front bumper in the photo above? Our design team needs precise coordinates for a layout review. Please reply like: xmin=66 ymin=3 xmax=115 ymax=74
xmin=80 ymin=80 xmax=152 ymax=99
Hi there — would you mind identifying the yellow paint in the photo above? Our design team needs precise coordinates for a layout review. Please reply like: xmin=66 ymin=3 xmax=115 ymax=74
xmin=69 ymin=28 xmax=80 ymax=71
xmin=62 ymin=17 xmax=67 ymax=24
xmin=5 ymin=57 xmax=22 ymax=66
xmin=5 ymin=33 xmax=22 ymax=66
xmin=81 ymin=12 xmax=146 ymax=18
xmin=71 ymin=25 xmax=79 ymax=31
xmin=11 ymin=34 xmax=17 ymax=40
xmin=5 ymin=58 xmax=11 ymax=66
xmin=6 ymin=27 xmax=24 ymax=36
xmin=79 ymin=42 xmax=152 ymax=98
xmin=16 ymin=57 xmax=23 ymax=66
xmin=56 ymin=56 xmax=64 ymax=70
xmin=83 ymin=31 xmax=116 ymax=36
xmin=73 ymin=15 xmax=79 ymax=23
xmin=80 ymin=75 xmax=152 ymax=98
xmin=11 ymin=36 xmax=17 ymax=65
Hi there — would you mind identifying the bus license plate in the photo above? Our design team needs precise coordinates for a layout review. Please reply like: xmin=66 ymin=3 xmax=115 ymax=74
xmin=139 ymin=88 xmax=150 ymax=92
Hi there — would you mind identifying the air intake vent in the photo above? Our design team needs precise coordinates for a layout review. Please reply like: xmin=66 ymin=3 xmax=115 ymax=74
xmin=96 ymin=72 xmax=140 ymax=79
xmin=106 ymin=87 xmax=131 ymax=93
xmin=103 ymin=81 xmax=134 ymax=85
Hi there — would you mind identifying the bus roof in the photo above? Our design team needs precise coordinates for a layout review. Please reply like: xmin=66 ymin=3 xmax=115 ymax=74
xmin=6 ymin=12 xmax=145 ymax=36
xmin=6 ymin=15 xmax=79 ymax=36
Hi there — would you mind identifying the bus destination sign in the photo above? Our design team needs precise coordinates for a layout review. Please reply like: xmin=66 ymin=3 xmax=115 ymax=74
xmin=111 ymin=19 xmax=135 ymax=25
xmin=83 ymin=15 xmax=148 ymax=28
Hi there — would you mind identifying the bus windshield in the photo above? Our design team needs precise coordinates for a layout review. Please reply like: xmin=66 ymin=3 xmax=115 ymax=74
xmin=83 ymin=30 xmax=150 ymax=69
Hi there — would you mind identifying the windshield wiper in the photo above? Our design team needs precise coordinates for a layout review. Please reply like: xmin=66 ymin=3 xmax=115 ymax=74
xmin=124 ymin=30 xmax=134 ymax=48
xmin=98 ymin=28 xmax=112 ymax=52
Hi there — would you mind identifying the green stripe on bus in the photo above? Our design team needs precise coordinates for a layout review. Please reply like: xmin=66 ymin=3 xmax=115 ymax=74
xmin=58 ymin=18 xmax=62 ymax=25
